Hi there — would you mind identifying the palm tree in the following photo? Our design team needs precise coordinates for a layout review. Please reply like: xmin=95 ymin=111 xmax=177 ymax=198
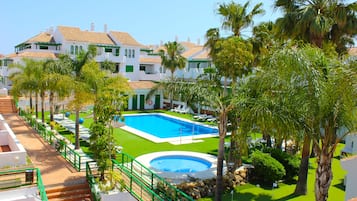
xmin=68 ymin=45 xmax=97 ymax=149
xmin=218 ymin=1 xmax=264 ymax=37
xmin=159 ymin=41 xmax=186 ymax=109
xmin=275 ymin=0 xmax=357 ymax=54
xmin=43 ymin=56 xmax=73 ymax=125
xmin=9 ymin=59 xmax=44 ymax=118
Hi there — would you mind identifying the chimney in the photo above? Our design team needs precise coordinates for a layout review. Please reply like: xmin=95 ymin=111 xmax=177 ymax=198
xmin=160 ymin=40 xmax=163 ymax=46
xmin=197 ymin=38 xmax=200 ymax=45
xmin=90 ymin=22 xmax=95 ymax=31
xmin=187 ymin=37 xmax=190 ymax=42
xmin=104 ymin=24 xmax=107 ymax=33
xmin=175 ymin=35 xmax=178 ymax=42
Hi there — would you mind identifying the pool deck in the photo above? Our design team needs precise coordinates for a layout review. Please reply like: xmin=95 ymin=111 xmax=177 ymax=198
xmin=135 ymin=151 xmax=222 ymax=184
xmin=121 ymin=113 xmax=218 ymax=144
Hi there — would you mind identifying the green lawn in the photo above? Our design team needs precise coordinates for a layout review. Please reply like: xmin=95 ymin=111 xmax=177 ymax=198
xmin=56 ymin=110 xmax=346 ymax=201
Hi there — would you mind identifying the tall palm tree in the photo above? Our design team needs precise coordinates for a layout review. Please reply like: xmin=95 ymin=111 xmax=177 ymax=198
xmin=218 ymin=1 xmax=265 ymax=37
xmin=160 ymin=41 xmax=186 ymax=79
xmin=68 ymin=45 xmax=97 ymax=149
xmin=9 ymin=59 xmax=44 ymax=118
xmin=275 ymin=0 xmax=357 ymax=54
xmin=43 ymin=56 xmax=73 ymax=124
xmin=159 ymin=41 xmax=186 ymax=109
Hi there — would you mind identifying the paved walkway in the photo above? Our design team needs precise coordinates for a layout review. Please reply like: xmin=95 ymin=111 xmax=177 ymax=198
xmin=3 ymin=114 xmax=87 ymax=188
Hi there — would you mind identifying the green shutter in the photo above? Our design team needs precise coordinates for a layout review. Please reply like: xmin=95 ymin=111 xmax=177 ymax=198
xmin=139 ymin=95 xmax=145 ymax=110
xmin=154 ymin=95 xmax=160 ymax=109
xmin=115 ymin=48 xmax=120 ymax=56
xmin=126 ymin=65 xmax=134 ymax=72
xmin=132 ymin=95 xmax=137 ymax=110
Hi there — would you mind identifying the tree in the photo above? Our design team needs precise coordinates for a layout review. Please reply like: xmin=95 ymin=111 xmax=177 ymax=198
xmin=89 ymin=67 xmax=131 ymax=181
xmin=275 ymin=0 xmax=357 ymax=54
xmin=67 ymin=45 xmax=97 ymax=149
xmin=159 ymin=41 xmax=186 ymax=109
xmin=43 ymin=56 xmax=73 ymax=125
xmin=218 ymin=0 xmax=265 ymax=37
xmin=313 ymin=56 xmax=357 ymax=201
xmin=9 ymin=59 xmax=44 ymax=118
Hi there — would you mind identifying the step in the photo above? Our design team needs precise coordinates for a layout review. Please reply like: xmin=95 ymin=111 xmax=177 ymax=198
xmin=46 ymin=183 xmax=92 ymax=201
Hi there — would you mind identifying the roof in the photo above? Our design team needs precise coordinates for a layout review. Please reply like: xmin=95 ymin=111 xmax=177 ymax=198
xmin=181 ymin=46 xmax=204 ymax=58
xmin=0 ymin=54 xmax=4 ymax=58
xmin=191 ymin=49 xmax=210 ymax=60
xmin=348 ymin=47 xmax=357 ymax=56
xmin=128 ymin=81 xmax=156 ymax=90
xmin=57 ymin=26 xmax=114 ymax=45
xmin=109 ymin=31 xmax=143 ymax=47
xmin=140 ymin=57 xmax=161 ymax=64
xmin=7 ymin=52 xmax=57 ymax=59
xmin=25 ymin=32 xmax=54 ymax=43
xmin=180 ymin=41 xmax=199 ymax=50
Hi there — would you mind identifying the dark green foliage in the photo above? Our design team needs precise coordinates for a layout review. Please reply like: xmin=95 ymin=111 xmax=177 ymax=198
xmin=251 ymin=151 xmax=285 ymax=184
xmin=268 ymin=148 xmax=300 ymax=181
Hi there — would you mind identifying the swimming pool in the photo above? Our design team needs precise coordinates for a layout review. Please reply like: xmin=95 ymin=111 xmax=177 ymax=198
xmin=120 ymin=113 xmax=218 ymax=143
xmin=136 ymin=151 xmax=218 ymax=184
xmin=150 ymin=155 xmax=212 ymax=173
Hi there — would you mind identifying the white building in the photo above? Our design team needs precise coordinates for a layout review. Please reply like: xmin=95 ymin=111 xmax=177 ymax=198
xmin=341 ymin=155 xmax=357 ymax=201
xmin=0 ymin=25 xmax=212 ymax=111
xmin=342 ymin=134 xmax=357 ymax=155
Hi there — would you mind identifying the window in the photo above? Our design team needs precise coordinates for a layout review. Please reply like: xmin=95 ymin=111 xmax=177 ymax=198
xmin=114 ymin=63 xmax=120 ymax=73
xmin=132 ymin=49 xmax=135 ymax=58
xmin=79 ymin=46 xmax=83 ymax=52
xmin=75 ymin=45 xmax=79 ymax=55
xmin=115 ymin=48 xmax=120 ymax=56
xmin=39 ymin=45 xmax=48 ymax=50
xmin=139 ymin=65 xmax=145 ymax=71
xmin=125 ymin=49 xmax=127 ymax=57
xmin=125 ymin=65 xmax=134 ymax=72
xmin=70 ymin=45 xmax=74 ymax=54
xmin=105 ymin=48 xmax=112 ymax=53
xmin=128 ymin=49 xmax=132 ymax=58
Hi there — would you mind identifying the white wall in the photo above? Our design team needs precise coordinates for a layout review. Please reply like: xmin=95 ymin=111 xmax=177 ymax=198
xmin=0 ymin=122 xmax=27 ymax=168
xmin=0 ymin=186 xmax=39 ymax=201
xmin=341 ymin=157 xmax=357 ymax=201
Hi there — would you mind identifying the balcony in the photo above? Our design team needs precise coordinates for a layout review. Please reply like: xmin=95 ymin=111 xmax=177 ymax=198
xmin=95 ymin=53 xmax=122 ymax=63
xmin=138 ymin=71 xmax=162 ymax=81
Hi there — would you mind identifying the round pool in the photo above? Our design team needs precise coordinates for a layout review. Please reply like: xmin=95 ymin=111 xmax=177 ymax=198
xmin=136 ymin=151 xmax=219 ymax=183
xmin=150 ymin=155 xmax=211 ymax=173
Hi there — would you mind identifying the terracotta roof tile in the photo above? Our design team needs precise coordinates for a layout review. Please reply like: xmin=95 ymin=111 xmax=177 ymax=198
xmin=128 ymin=81 xmax=156 ymax=90
xmin=140 ymin=57 xmax=161 ymax=64
xmin=180 ymin=41 xmax=199 ymax=49
xmin=109 ymin=31 xmax=143 ymax=47
xmin=25 ymin=32 xmax=54 ymax=43
xmin=57 ymin=26 xmax=114 ymax=45
xmin=182 ymin=46 xmax=204 ymax=58
xmin=7 ymin=52 xmax=57 ymax=59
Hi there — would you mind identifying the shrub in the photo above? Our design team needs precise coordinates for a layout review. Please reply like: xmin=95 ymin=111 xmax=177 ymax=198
xmin=251 ymin=151 xmax=285 ymax=184
xmin=269 ymin=148 xmax=300 ymax=181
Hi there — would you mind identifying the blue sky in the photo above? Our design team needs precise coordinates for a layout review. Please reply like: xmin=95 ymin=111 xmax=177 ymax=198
xmin=0 ymin=0 xmax=283 ymax=54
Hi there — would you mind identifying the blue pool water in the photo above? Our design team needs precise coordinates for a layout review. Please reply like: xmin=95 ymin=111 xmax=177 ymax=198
xmin=122 ymin=114 xmax=218 ymax=138
xmin=150 ymin=155 xmax=212 ymax=173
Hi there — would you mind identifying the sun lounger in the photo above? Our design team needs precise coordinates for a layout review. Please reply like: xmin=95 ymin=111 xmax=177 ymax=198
xmin=178 ymin=106 xmax=190 ymax=114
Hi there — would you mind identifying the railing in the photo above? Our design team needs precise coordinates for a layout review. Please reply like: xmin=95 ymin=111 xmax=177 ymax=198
xmin=114 ymin=152 xmax=194 ymax=201
xmin=36 ymin=168 xmax=48 ymax=201
xmin=19 ymin=110 xmax=82 ymax=171
xmin=0 ymin=168 xmax=48 ymax=201
xmin=86 ymin=161 xmax=101 ymax=201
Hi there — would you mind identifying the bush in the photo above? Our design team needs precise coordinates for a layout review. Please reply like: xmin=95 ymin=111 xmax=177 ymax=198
xmin=269 ymin=148 xmax=300 ymax=181
xmin=251 ymin=151 xmax=285 ymax=184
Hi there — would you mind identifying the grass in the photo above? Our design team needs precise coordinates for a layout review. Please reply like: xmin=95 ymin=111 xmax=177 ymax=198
xmin=48 ymin=110 xmax=346 ymax=201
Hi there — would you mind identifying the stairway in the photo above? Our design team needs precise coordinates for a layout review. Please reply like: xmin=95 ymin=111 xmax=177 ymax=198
xmin=45 ymin=183 xmax=92 ymax=201
xmin=0 ymin=97 xmax=17 ymax=114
